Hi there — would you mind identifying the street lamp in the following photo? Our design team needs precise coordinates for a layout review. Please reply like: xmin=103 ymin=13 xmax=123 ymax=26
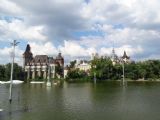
xmin=93 ymin=65 xmax=96 ymax=84
xmin=46 ymin=57 xmax=51 ymax=87
xmin=121 ymin=59 xmax=126 ymax=86
xmin=9 ymin=40 xmax=19 ymax=103
xmin=122 ymin=60 xmax=125 ymax=86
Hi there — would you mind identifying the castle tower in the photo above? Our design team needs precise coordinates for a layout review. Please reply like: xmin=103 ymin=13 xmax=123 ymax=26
xmin=56 ymin=52 xmax=64 ymax=67
xmin=111 ymin=48 xmax=119 ymax=65
xmin=122 ymin=51 xmax=130 ymax=63
xmin=23 ymin=44 xmax=33 ymax=68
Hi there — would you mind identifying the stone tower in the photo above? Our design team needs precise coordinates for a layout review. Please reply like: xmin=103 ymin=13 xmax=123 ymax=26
xmin=122 ymin=51 xmax=130 ymax=63
xmin=23 ymin=44 xmax=33 ymax=68
xmin=56 ymin=52 xmax=64 ymax=67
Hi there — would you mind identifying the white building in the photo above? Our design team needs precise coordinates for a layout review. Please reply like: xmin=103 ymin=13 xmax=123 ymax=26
xmin=75 ymin=60 xmax=91 ymax=72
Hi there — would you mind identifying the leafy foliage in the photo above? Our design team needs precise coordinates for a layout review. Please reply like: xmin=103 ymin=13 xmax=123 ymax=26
xmin=66 ymin=69 xmax=87 ymax=80
xmin=0 ymin=63 xmax=24 ymax=81
xmin=55 ymin=63 xmax=63 ymax=78
xmin=69 ymin=60 xmax=76 ymax=68
xmin=66 ymin=57 xmax=160 ymax=81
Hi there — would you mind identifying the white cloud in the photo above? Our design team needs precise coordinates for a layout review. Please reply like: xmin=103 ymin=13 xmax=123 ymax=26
xmin=0 ymin=0 xmax=23 ymax=15
xmin=0 ymin=19 xmax=47 ymax=42
xmin=100 ymin=45 xmax=143 ymax=59
xmin=59 ymin=40 xmax=88 ymax=57
xmin=0 ymin=0 xmax=160 ymax=64
xmin=29 ymin=42 xmax=58 ymax=56
xmin=0 ymin=46 xmax=23 ymax=65
xmin=9 ymin=0 xmax=89 ymax=40
xmin=59 ymin=40 xmax=97 ymax=57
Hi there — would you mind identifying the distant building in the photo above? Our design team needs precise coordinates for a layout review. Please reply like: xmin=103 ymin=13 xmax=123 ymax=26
xmin=121 ymin=51 xmax=130 ymax=63
xmin=110 ymin=48 xmax=131 ymax=65
xmin=75 ymin=60 xmax=91 ymax=72
xmin=111 ymin=48 xmax=120 ymax=65
xmin=23 ymin=44 xmax=64 ymax=80
xmin=64 ymin=65 xmax=69 ymax=78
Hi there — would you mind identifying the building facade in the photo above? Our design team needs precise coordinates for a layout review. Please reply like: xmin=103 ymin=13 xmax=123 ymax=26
xmin=23 ymin=44 xmax=64 ymax=80
xmin=75 ymin=60 xmax=91 ymax=72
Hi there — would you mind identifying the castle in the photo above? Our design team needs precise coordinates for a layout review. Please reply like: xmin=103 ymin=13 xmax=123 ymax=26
xmin=23 ymin=44 xmax=64 ymax=80
xmin=111 ymin=48 xmax=130 ymax=65
xmin=91 ymin=48 xmax=131 ymax=65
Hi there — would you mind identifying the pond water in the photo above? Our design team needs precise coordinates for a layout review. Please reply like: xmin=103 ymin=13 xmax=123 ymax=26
xmin=0 ymin=81 xmax=160 ymax=120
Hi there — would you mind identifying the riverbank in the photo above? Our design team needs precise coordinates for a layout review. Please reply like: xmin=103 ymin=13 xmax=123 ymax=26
xmin=65 ymin=78 xmax=160 ymax=83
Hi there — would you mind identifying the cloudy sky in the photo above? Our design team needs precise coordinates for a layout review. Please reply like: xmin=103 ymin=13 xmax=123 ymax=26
xmin=0 ymin=0 xmax=160 ymax=65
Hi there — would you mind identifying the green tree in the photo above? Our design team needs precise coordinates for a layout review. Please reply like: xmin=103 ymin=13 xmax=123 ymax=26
xmin=69 ymin=60 xmax=76 ymax=68
xmin=0 ymin=65 xmax=5 ymax=80
xmin=55 ymin=63 xmax=63 ymax=78
xmin=66 ymin=69 xmax=87 ymax=80
xmin=0 ymin=63 xmax=24 ymax=81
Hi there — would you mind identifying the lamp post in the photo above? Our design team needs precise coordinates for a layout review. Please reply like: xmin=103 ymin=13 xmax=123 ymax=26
xmin=121 ymin=59 xmax=126 ymax=86
xmin=93 ymin=65 xmax=96 ymax=84
xmin=122 ymin=60 xmax=125 ymax=86
xmin=46 ymin=57 xmax=51 ymax=87
xmin=9 ymin=40 xmax=19 ymax=103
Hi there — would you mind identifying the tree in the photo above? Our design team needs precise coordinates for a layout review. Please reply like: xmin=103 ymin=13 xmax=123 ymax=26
xmin=0 ymin=63 xmax=24 ymax=81
xmin=55 ymin=63 xmax=63 ymax=78
xmin=69 ymin=60 xmax=76 ymax=68
xmin=0 ymin=65 xmax=5 ymax=80
xmin=65 ymin=58 xmax=160 ymax=81
xmin=66 ymin=69 xmax=87 ymax=80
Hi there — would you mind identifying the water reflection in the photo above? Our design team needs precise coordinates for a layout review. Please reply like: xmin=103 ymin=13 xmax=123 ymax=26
xmin=1 ymin=82 xmax=160 ymax=120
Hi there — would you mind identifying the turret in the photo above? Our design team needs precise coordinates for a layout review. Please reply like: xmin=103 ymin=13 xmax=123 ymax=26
xmin=56 ymin=52 xmax=64 ymax=67
xmin=122 ymin=51 xmax=130 ymax=63
xmin=111 ymin=48 xmax=119 ymax=65
xmin=23 ymin=44 xmax=33 ymax=68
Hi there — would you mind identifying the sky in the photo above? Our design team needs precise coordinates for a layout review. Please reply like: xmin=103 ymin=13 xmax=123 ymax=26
xmin=0 ymin=0 xmax=160 ymax=65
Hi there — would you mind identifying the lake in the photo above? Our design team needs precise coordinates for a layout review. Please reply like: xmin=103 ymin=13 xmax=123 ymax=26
xmin=0 ymin=81 xmax=160 ymax=120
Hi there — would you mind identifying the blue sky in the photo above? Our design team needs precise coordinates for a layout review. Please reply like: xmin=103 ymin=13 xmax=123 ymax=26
xmin=0 ymin=0 xmax=160 ymax=65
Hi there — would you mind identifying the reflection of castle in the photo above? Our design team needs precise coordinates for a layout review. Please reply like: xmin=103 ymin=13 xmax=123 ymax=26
xmin=23 ymin=44 xmax=64 ymax=80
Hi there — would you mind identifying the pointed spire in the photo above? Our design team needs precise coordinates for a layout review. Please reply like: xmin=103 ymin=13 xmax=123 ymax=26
xmin=25 ymin=44 xmax=31 ymax=52
xmin=23 ymin=44 xmax=33 ymax=67
xmin=112 ymin=48 xmax=114 ymax=54
xmin=122 ymin=51 xmax=130 ymax=59
xmin=23 ymin=44 xmax=32 ymax=56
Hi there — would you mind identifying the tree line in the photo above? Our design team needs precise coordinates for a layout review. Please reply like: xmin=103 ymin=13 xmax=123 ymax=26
xmin=0 ymin=63 xmax=25 ymax=81
xmin=66 ymin=57 xmax=160 ymax=81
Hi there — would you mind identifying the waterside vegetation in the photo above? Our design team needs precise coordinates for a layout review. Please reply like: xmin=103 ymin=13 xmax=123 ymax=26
xmin=66 ymin=57 xmax=160 ymax=82
xmin=0 ymin=58 xmax=160 ymax=82
xmin=0 ymin=63 xmax=24 ymax=81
